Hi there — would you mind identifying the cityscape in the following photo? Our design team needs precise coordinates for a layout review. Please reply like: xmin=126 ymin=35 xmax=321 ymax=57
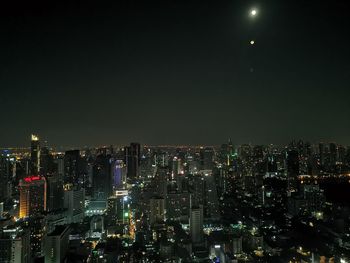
xmin=1 ymin=0 xmax=350 ymax=262
xmin=1 ymin=136 xmax=350 ymax=262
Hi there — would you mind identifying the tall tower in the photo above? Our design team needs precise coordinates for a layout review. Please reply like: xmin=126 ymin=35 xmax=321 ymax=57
xmin=124 ymin=143 xmax=141 ymax=179
xmin=30 ymin=134 xmax=41 ymax=175
xmin=190 ymin=205 xmax=203 ymax=244
xmin=19 ymin=176 xmax=47 ymax=218
xmin=149 ymin=197 xmax=165 ymax=225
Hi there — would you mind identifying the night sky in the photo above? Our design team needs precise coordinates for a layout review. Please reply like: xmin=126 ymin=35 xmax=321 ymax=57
xmin=1 ymin=0 xmax=349 ymax=147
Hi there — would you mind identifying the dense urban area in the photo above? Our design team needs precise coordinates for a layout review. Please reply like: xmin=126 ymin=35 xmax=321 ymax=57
xmin=1 ymin=135 xmax=350 ymax=262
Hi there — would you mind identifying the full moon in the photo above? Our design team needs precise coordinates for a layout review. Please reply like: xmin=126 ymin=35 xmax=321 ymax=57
xmin=250 ymin=9 xmax=257 ymax=16
xmin=250 ymin=40 xmax=255 ymax=45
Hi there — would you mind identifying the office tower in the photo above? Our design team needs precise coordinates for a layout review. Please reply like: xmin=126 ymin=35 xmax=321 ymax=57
xmin=92 ymin=154 xmax=112 ymax=200
xmin=64 ymin=150 xmax=81 ymax=185
xmin=40 ymin=143 xmax=54 ymax=176
xmin=44 ymin=226 xmax=71 ymax=263
xmin=318 ymin=143 xmax=325 ymax=166
xmin=19 ymin=176 xmax=47 ymax=218
xmin=200 ymin=147 xmax=214 ymax=170
xmin=171 ymin=156 xmax=183 ymax=176
xmin=286 ymin=149 xmax=299 ymax=190
xmin=329 ymin=143 xmax=337 ymax=166
xmin=63 ymin=185 xmax=85 ymax=223
xmin=47 ymin=175 xmax=64 ymax=212
xmin=106 ymin=190 xmax=129 ymax=226
xmin=56 ymin=157 xmax=64 ymax=179
xmin=166 ymin=192 xmax=191 ymax=222
xmin=0 ymin=153 xmax=11 ymax=202
xmin=232 ymin=235 xmax=243 ymax=254
xmin=149 ymin=197 xmax=165 ymax=225
xmin=112 ymin=159 xmax=126 ymax=190
xmin=29 ymin=216 xmax=46 ymax=258
xmin=124 ymin=143 xmax=141 ymax=179
xmin=0 ymin=229 xmax=31 ymax=263
xmin=30 ymin=134 xmax=41 ymax=174
xmin=190 ymin=205 xmax=203 ymax=244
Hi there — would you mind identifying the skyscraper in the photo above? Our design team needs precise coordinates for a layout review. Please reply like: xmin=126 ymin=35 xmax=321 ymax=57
xmin=286 ymin=149 xmax=299 ymax=191
xmin=149 ymin=197 xmax=165 ymax=225
xmin=92 ymin=154 xmax=112 ymax=200
xmin=19 ymin=176 xmax=47 ymax=218
xmin=200 ymin=147 xmax=214 ymax=170
xmin=124 ymin=143 xmax=141 ymax=179
xmin=44 ymin=226 xmax=71 ymax=263
xmin=64 ymin=150 xmax=81 ymax=185
xmin=30 ymin=134 xmax=40 ymax=175
xmin=112 ymin=159 xmax=126 ymax=190
xmin=190 ymin=205 xmax=203 ymax=244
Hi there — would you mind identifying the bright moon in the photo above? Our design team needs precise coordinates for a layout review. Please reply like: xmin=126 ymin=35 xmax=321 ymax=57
xmin=250 ymin=40 xmax=255 ymax=45
xmin=251 ymin=9 xmax=257 ymax=16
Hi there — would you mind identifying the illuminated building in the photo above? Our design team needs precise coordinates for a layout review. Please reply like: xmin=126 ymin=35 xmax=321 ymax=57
xmin=30 ymin=134 xmax=41 ymax=174
xmin=0 ymin=229 xmax=31 ymax=263
xmin=19 ymin=176 xmax=47 ymax=218
xmin=190 ymin=205 xmax=203 ymax=244
xmin=113 ymin=159 xmax=126 ymax=190
xmin=29 ymin=216 xmax=46 ymax=258
xmin=106 ymin=190 xmax=129 ymax=226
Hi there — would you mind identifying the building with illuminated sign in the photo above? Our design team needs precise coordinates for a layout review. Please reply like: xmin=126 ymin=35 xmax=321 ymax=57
xmin=19 ymin=176 xmax=47 ymax=218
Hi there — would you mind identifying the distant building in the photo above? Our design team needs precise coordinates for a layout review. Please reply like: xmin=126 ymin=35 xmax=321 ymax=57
xmin=64 ymin=150 xmax=81 ymax=185
xmin=200 ymin=147 xmax=214 ymax=170
xmin=30 ymin=134 xmax=41 ymax=175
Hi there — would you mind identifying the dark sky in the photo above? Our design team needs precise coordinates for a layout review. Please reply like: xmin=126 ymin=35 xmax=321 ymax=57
xmin=1 ymin=0 xmax=349 ymax=147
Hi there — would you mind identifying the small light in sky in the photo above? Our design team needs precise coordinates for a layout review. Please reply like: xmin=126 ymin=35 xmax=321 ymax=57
xmin=250 ymin=40 xmax=255 ymax=45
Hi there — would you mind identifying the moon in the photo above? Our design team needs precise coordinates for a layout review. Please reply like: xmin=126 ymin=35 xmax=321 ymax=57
xmin=250 ymin=40 xmax=255 ymax=45
xmin=250 ymin=9 xmax=257 ymax=17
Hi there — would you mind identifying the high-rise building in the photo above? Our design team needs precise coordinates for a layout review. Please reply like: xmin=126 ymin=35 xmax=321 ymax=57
xmin=29 ymin=216 xmax=46 ymax=258
xmin=47 ymin=175 xmax=64 ymax=212
xmin=0 ymin=229 xmax=31 ymax=263
xmin=112 ymin=159 xmax=126 ymax=190
xmin=286 ymin=150 xmax=299 ymax=190
xmin=19 ymin=176 xmax=47 ymax=218
xmin=92 ymin=154 xmax=112 ymax=200
xmin=106 ymin=190 xmax=129 ymax=226
xmin=64 ymin=150 xmax=81 ymax=185
xmin=44 ymin=226 xmax=71 ymax=263
xmin=149 ymin=197 xmax=165 ymax=225
xmin=200 ymin=147 xmax=214 ymax=170
xmin=63 ymin=185 xmax=85 ymax=223
xmin=124 ymin=143 xmax=141 ymax=179
xmin=0 ymin=153 xmax=12 ymax=202
xmin=190 ymin=205 xmax=203 ymax=244
xmin=30 ymin=134 xmax=41 ymax=175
